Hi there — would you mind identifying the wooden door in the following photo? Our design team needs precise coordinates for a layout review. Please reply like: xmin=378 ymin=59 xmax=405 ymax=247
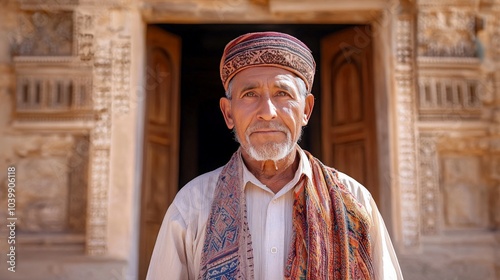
xmin=139 ymin=26 xmax=181 ymax=280
xmin=321 ymin=26 xmax=379 ymax=204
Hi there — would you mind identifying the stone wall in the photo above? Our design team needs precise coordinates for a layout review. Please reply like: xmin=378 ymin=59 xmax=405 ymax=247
xmin=0 ymin=0 xmax=498 ymax=279
xmin=399 ymin=1 xmax=500 ymax=279
xmin=0 ymin=0 xmax=144 ymax=279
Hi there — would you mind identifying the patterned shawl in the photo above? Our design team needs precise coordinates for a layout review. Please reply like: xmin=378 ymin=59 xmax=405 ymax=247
xmin=198 ymin=149 xmax=374 ymax=279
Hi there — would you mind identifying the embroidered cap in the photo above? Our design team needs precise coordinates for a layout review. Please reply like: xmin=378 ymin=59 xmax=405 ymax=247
xmin=220 ymin=31 xmax=316 ymax=92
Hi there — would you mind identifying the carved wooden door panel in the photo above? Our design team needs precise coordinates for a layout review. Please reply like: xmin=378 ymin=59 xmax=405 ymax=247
xmin=321 ymin=26 xmax=379 ymax=204
xmin=139 ymin=26 xmax=181 ymax=280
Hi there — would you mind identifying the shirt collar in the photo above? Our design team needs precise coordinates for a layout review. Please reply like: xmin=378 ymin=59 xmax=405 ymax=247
xmin=240 ymin=146 xmax=313 ymax=194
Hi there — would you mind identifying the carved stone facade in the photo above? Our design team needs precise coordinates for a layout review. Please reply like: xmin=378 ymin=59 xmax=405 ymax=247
xmin=401 ymin=0 xmax=500 ymax=279
xmin=13 ymin=11 xmax=73 ymax=56
xmin=393 ymin=12 xmax=421 ymax=250
xmin=76 ymin=5 xmax=133 ymax=256
xmin=0 ymin=0 xmax=499 ymax=279
xmin=1 ymin=1 xmax=135 ymax=279
xmin=417 ymin=8 xmax=477 ymax=57
xmin=4 ymin=4 xmax=134 ymax=257
xmin=418 ymin=134 xmax=439 ymax=235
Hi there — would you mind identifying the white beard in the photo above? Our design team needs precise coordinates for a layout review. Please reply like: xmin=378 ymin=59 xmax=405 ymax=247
xmin=235 ymin=122 xmax=299 ymax=162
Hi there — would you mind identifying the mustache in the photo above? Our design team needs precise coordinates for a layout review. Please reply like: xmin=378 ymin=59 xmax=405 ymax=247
xmin=246 ymin=122 xmax=289 ymax=134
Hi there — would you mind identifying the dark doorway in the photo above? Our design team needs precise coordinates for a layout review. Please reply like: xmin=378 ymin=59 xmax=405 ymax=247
xmin=156 ymin=24 xmax=351 ymax=187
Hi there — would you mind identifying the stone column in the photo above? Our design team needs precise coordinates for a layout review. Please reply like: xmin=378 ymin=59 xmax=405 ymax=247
xmin=391 ymin=0 xmax=420 ymax=252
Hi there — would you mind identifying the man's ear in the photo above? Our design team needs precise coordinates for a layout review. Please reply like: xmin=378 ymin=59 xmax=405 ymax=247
xmin=302 ymin=93 xmax=315 ymax=125
xmin=220 ymin=97 xmax=234 ymax=129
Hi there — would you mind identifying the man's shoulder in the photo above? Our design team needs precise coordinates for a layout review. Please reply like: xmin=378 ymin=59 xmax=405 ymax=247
xmin=334 ymin=171 xmax=374 ymax=208
xmin=176 ymin=166 xmax=224 ymax=197
xmin=171 ymin=166 xmax=224 ymax=212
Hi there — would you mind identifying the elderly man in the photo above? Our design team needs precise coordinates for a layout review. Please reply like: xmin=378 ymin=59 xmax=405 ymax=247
xmin=147 ymin=31 xmax=403 ymax=279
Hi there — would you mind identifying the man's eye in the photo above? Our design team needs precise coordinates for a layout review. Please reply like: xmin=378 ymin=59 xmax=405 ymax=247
xmin=243 ymin=91 xmax=257 ymax=97
xmin=276 ymin=91 xmax=289 ymax=97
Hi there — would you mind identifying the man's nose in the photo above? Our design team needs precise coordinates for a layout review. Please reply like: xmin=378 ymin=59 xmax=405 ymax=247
xmin=256 ymin=96 xmax=277 ymax=121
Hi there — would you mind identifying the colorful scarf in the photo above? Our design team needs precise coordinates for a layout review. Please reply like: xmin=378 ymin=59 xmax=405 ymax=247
xmin=198 ymin=149 xmax=374 ymax=279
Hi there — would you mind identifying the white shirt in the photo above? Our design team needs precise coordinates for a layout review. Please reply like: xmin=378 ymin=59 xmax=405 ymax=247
xmin=147 ymin=149 xmax=403 ymax=280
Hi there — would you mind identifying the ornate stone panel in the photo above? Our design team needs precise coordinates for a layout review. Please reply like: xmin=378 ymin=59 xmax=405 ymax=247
xmin=0 ymin=134 xmax=88 ymax=250
xmin=10 ymin=4 xmax=133 ymax=256
xmin=87 ymin=34 xmax=113 ymax=255
xmin=87 ymin=148 xmax=109 ymax=255
xmin=111 ymin=38 xmax=131 ymax=114
xmin=16 ymin=155 xmax=72 ymax=232
xmin=418 ymin=8 xmax=477 ymax=57
xmin=417 ymin=77 xmax=481 ymax=111
xmin=394 ymin=14 xmax=420 ymax=250
xmin=441 ymin=155 xmax=489 ymax=229
xmin=418 ymin=133 xmax=493 ymax=235
xmin=76 ymin=7 xmax=132 ymax=255
xmin=14 ymin=58 xmax=93 ymax=121
xmin=76 ymin=10 xmax=94 ymax=61
xmin=13 ymin=11 xmax=73 ymax=56
xmin=416 ymin=58 xmax=483 ymax=121
xmin=483 ymin=14 xmax=500 ymax=62
xmin=493 ymin=26 xmax=500 ymax=62
xmin=415 ymin=2 xmax=500 ymax=254
xmin=68 ymin=136 xmax=89 ymax=232
xmin=418 ymin=134 xmax=439 ymax=235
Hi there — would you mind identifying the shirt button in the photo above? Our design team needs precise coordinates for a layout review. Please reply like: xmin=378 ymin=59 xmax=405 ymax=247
xmin=271 ymin=247 xmax=278 ymax=253
xmin=272 ymin=199 xmax=277 ymax=204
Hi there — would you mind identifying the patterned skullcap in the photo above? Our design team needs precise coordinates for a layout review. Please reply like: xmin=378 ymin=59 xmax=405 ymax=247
xmin=220 ymin=31 xmax=316 ymax=92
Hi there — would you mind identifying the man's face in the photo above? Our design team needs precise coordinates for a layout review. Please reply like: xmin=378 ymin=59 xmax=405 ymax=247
xmin=220 ymin=66 xmax=314 ymax=161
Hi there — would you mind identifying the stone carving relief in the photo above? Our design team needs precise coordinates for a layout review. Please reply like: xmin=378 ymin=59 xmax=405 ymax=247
xmin=112 ymin=38 xmax=131 ymax=114
xmin=76 ymin=11 xmax=94 ymax=61
xmin=438 ymin=137 xmax=490 ymax=152
xmin=488 ymin=16 xmax=500 ymax=61
xmin=418 ymin=133 xmax=493 ymax=235
xmin=441 ymin=156 xmax=489 ymax=229
xmin=9 ymin=4 xmax=133 ymax=256
xmin=478 ymin=72 xmax=495 ymax=105
xmin=418 ymin=77 xmax=481 ymax=108
xmin=416 ymin=56 xmax=486 ymax=121
xmin=68 ymin=136 xmax=89 ymax=232
xmin=88 ymin=33 xmax=113 ymax=255
xmin=396 ymin=17 xmax=413 ymax=65
xmin=87 ymin=148 xmax=109 ymax=255
xmin=76 ymin=8 xmax=132 ymax=255
xmin=14 ymin=61 xmax=93 ymax=118
xmin=418 ymin=9 xmax=477 ymax=57
xmin=17 ymin=156 xmax=70 ymax=232
xmin=8 ymin=3 xmax=135 ymax=255
xmin=418 ymin=135 xmax=439 ymax=235
xmin=417 ymin=75 xmax=482 ymax=120
xmin=415 ymin=4 xmax=499 ymax=238
xmin=13 ymin=11 xmax=73 ymax=56
xmin=0 ymin=135 xmax=88 ymax=235
xmin=12 ymin=9 xmax=93 ymax=122
xmin=395 ymin=15 xmax=420 ymax=249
